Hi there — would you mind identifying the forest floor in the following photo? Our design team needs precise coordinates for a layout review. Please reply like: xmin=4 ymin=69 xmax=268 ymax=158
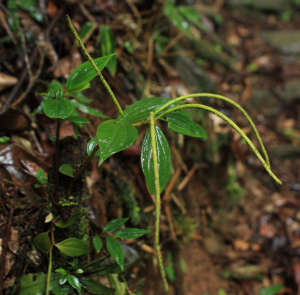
xmin=1 ymin=1 xmax=300 ymax=294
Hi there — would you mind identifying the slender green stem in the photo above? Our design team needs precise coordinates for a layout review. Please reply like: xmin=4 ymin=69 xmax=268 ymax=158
xmin=154 ymin=93 xmax=270 ymax=168
xmin=54 ymin=118 xmax=62 ymax=204
xmin=46 ymin=226 xmax=55 ymax=295
xmin=156 ymin=105 xmax=282 ymax=185
xmin=149 ymin=112 xmax=169 ymax=292
xmin=66 ymin=15 xmax=124 ymax=117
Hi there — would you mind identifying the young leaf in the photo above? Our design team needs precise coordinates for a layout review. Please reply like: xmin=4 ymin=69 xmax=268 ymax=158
xmin=97 ymin=120 xmax=138 ymax=165
xmin=59 ymin=275 xmax=67 ymax=285
xmin=101 ymin=25 xmax=118 ymax=76
xmin=70 ymin=99 xmax=109 ymax=118
xmin=33 ymin=232 xmax=51 ymax=253
xmin=81 ymin=277 xmax=115 ymax=294
xmin=59 ymin=164 xmax=74 ymax=178
xmin=93 ymin=236 xmax=103 ymax=252
xmin=121 ymin=97 xmax=175 ymax=123
xmin=43 ymin=98 xmax=75 ymax=119
xmin=19 ymin=273 xmax=46 ymax=295
xmin=54 ymin=213 xmax=80 ymax=229
xmin=67 ymin=275 xmax=81 ymax=291
xmin=51 ymin=273 xmax=73 ymax=295
xmin=55 ymin=269 xmax=68 ymax=275
xmin=87 ymin=136 xmax=99 ymax=156
xmin=103 ymin=218 xmax=129 ymax=233
xmin=141 ymin=126 xmax=172 ymax=193
xmin=65 ymin=54 xmax=115 ymax=91
xmin=36 ymin=169 xmax=48 ymax=184
xmin=106 ymin=237 xmax=125 ymax=271
xmin=166 ymin=110 xmax=208 ymax=139
xmin=114 ymin=228 xmax=150 ymax=240
xmin=56 ymin=238 xmax=89 ymax=257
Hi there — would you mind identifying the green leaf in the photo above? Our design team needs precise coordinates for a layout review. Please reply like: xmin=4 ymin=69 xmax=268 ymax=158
xmin=55 ymin=269 xmax=68 ymax=275
xmin=79 ymin=21 xmax=96 ymax=40
xmin=67 ymin=275 xmax=81 ymax=291
xmin=66 ymin=54 xmax=115 ymax=91
xmin=33 ymin=232 xmax=51 ymax=253
xmin=36 ymin=169 xmax=48 ymax=184
xmin=69 ymin=92 xmax=92 ymax=104
xmin=81 ymin=277 xmax=115 ymax=294
xmin=97 ymin=120 xmax=138 ymax=165
xmin=114 ymin=228 xmax=150 ymax=240
xmin=43 ymin=99 xmax=75 ymax=119
xmin=259 ymin=285 xmax=284 ymax=295
xmin=166 ymin=110 xmax=208 ymax=138
xmin=93 ymin=236 xmax=103 ymax=252
xmin=51 ymin=273 xmax=73 ymax=295
xmin=19 ymin=273 xmax=46 ymax=295
xmin=70 ymin=99 xmax=109 ymax=118
xmin=65 ymin=115 xmax=90 ymax=124
xmin=141 ymin=126 xmax=172 ymax=193
xmin=101 ymin=26 xmax=118 ymax=76
xmin=103 ymin=218 xmax=129 ymax=233
xmin=59 ymin=164 xmax=74 ymax=178
xmin=56 ymin=238 xmax=89 ymax=257
xmin=59 ymin=275 xmax=67 ymax=285
xmin=121 ymin=97 xmax=176 ymax=123
xmin=54 ymin=213 xmax=80 ymax=229
xmin=87 ymin=136 xmax=100 ymax=156
xmin=106 ymin=237 xmax=125 ymax=271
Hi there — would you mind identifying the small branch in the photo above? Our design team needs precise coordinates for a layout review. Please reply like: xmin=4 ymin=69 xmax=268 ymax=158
xmin=150 ymin=112 xmax=169 ymax=292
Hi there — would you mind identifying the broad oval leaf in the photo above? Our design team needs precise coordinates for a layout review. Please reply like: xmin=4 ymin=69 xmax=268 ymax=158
xmin=59 ymin=164 xmax=74 ymax=178
xmin=97 ymin=120 xmax=138 ymax=165
xmin=121 ymin=97 xmax=175 ymax=123
xmin=67 ymin=275 xmax=81 ymax=291
xmin=43 ymin=99 xmax=75 ymax=119
xmin=33 ymin=232 xmax=51 ymax=253
xmin=114 ymin=228 xmax=150 ymax=240
xmin=19 ymin=273 xmax=46 ymax=295
xmin=56 ymin=238 xmax=89 ymax=257
xmin=55 ymin=269 xmax=68 ymax=275
xmin=106 ymin=237 xmax=124 ymax=271
xmin=93 ymin=236 xmax=103 ymax=252
xmin=141 ymin=126 xmax=172 ymax=194
xmin=103 ymin=218 xmax=129 ymax=233
xmin=166 ymin=110 xmax=208 ymax=139
xmin=66 ymin=54 xmax=115 ymax=91
xmin=101 ymin=25 xmax=117 ymax=76
xmin=81 ymin=277 xmax=115 ymax=294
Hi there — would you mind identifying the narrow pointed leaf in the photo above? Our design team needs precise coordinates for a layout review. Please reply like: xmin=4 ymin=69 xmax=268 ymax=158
xmin=141 ymin=126 xmax=172 ymax=194
xmin=56 ymin=238 xmax=89 ymax=257
xmin=106 ymin=237 xmax=125 ymax=271
xmin=103 ymin=218 xmax=129 ymax=233
xmin=33 ymin=232 xmax=51 ymax=253
xmin=121 ymin=97 xmax=176 ymax=123
xmin=66 ymin=54 xmax=115 ymax=91
xmin=166 ymin=110 xmax=208 ymax=139
xmin=97 ymin=120 xmax=138 ymax=165
xmin=114 ymin=228 xmax=150 ymax=240
xmin=65 ymin=115 xmax=90 ymax=124
xmin=70 ymin=99 xmax=109 ymax=118
xmin=81 ymin=277 xmax=115 ymax=294
xmin=93 ymin=236 xmax=103 ymax=252
xmin=43 ymin=99 xmax=75 ymax=119
xmin=54 ymin=213 xmax=80 ymax=229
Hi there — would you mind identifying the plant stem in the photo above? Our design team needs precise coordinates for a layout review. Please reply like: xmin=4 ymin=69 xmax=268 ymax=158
xmin=54 ymin=118 xmax=62 ymax=204
xmin=156 ymin=104 xmax=282 ymax=185
xmin=66 ymin=15 xmax=124 ymax=117
xmin=46 ymin=226 xmax=55 ymax=295
xmin=154 ymin=93 xmax=271 ymax=168
xmin=149 ymin=112 xmax=169 ymax=292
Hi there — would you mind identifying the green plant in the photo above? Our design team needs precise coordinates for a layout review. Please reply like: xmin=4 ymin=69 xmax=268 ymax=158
xmin=24 ymin=15 xmax=282 ymax=294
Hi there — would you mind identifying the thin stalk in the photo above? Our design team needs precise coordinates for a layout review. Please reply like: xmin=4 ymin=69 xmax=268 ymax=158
xmin=66 ymin=15 xmax=124 ymax=117
xmin=46 ymin=226 xmax=55 ymax=295
xmin=154 ymin=93 xmax=271 ymax=168
xmin=156 ymin=104 xmax=282 ymax=185
xmin=54 ymin=118 xmax=62 ymax=204
xmin=149 ymin=112 xmax=169 ymax=292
